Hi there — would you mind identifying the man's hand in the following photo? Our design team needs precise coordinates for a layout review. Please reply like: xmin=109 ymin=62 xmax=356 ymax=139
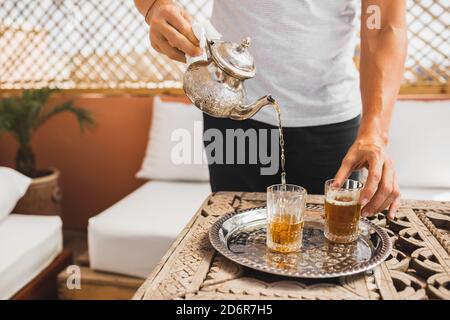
xmin=334 ymin=138 xmax=400 ymax=220
xmin=148 ymin=0 xmax=202 ymax=62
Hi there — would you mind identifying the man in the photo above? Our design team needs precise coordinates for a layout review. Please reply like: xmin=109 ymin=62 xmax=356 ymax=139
xmin=134 ymin=0 xmax=406 ymax=219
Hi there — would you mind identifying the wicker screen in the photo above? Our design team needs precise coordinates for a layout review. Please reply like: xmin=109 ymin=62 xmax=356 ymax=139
xmin=0 ymin=0 xmax=448 ymax=94
xmin=403 ymin=0 xmax=449 ymax=93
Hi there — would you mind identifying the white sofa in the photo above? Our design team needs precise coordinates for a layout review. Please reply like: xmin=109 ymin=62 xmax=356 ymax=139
xmin=0 ymin=214 xmax=63 ymax=299
xmin=88 ymin=181 xmax=210 ymax=278
xmin=88 ymin=97 xmax=212 ymax=278
xmin=88 ymin=98 xmax=450 ymax=279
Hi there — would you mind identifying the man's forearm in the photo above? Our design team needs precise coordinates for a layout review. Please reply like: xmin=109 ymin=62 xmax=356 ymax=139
xmin=134 ymin=0 xmax=172 ymax=22
xmin=134 ymin=0 xmax=155 ymax=16
xmin=359 ymin=1 xmax=407 ymax=146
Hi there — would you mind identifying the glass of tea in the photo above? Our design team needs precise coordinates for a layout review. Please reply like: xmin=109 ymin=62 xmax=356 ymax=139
xmin=324 ymin=179 xmax=364 ymax=243
xmin=266 ymin=184 xmax=307 ymax=253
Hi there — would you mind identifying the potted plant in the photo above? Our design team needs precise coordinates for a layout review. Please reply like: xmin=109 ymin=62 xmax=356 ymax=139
xmin=0 ymin=88 xmax=95 ymax=215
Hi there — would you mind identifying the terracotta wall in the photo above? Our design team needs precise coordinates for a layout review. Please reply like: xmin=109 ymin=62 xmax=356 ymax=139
xmin=0 ymin=94 xmax=154 ymax=230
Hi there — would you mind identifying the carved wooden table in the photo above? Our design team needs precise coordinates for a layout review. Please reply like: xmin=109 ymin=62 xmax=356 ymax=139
xmin=134 ymin=192 xmax=450 ymax=300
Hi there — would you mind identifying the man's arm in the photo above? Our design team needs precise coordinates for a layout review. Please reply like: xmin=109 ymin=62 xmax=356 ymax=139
xmin=134 ymin=0 xmax=154 ymax=17
xmin=359 ymin=0 xmax=407 ymax=145
xmin=335 ymin=0 xmax=407 ymax=219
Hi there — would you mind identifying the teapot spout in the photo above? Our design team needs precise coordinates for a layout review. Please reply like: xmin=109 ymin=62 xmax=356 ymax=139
xmin=229 ymin=95 xmax=275 ymax=120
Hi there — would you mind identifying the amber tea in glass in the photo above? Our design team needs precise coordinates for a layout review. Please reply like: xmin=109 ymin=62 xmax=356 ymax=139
xmin=266 ymin=184 xmax=307 ymax=253
xmin=324 ymin=179 xmax=363 ymax=243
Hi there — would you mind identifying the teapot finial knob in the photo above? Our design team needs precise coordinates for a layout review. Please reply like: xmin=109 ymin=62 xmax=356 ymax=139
xmin=237 ymin=37 xmax=251 ymax=53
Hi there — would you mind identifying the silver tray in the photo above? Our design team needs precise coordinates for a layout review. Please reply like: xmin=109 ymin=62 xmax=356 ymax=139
xmin=209 ymin=207 xmax=392 ymax=278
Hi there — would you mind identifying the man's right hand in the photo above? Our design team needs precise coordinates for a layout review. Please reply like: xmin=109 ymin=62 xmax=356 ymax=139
xmin=147 ymin=0 xmax=202 ymax=62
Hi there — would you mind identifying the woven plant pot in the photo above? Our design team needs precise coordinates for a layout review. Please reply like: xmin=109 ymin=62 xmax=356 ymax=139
xmin=14 ymin=167 xmax=62 ymax=216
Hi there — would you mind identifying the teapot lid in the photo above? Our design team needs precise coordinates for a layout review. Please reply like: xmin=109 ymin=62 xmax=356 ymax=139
xmin=210 ymin=37 xmax=256 ymax=80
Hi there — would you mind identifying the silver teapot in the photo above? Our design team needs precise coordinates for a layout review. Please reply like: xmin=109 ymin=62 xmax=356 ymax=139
xmin=183 ymin=37 xmax=274 ymax=120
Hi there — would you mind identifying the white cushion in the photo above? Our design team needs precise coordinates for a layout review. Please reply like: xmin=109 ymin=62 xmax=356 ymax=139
xmin=0 ymin=167 xmax=32 ymax=223
xmin=136 ymin=96 xmax=209 ymax=182
xmin=0 ymin=214 xmax=62 ymax=299
xmin=88 ymin=180 xmax=211 ymax=278
xmin=388 ymin=100 xmax=450 ymax=188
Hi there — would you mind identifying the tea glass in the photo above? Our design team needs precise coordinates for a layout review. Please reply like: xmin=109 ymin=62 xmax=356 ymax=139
xmin=324 ymin=179 xmax=364 ymax=243
xmin=266 ymin=184 xmax=307 ymax=253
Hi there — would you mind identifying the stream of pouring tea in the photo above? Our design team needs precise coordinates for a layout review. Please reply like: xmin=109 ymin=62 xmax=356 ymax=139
xmin=272 ymin=99 xmax=294 ymax=245
xmin=272 ymin=100 xmax=287 ymax=189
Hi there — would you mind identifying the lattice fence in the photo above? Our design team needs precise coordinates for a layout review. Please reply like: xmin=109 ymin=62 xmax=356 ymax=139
xmin=0 ymin=0 xmax=448 ymax=94
xmin=403 ymin=0 xmax=449 ymax=93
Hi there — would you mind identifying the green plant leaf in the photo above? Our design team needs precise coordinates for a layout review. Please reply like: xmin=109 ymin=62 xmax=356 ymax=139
xmin=36 ymin=100 xmax=96 ymax=132
xmin=0 ymin=95 xmax=31 ymax=145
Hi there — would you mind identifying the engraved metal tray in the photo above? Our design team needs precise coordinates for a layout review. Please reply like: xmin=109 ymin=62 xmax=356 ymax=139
xmin=209 ymin=207 xmax=392 ymax=278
